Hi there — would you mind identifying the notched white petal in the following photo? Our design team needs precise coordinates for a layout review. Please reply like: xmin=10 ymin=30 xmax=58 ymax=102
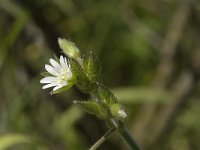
xmin=53 ymin=85 xmax=63 ymax=91
xmin=49 ymin=58 xmax=61 ymax=69
xmin=67 ymin=70 xmax=72 ymax=79
xmin=42 ymin=83 xmax=57 ymax=89
xmin=45 ymin=64 xmax=59 ymax=76
xmin=64 ymin=57 xmax=69 ymax=68
xmin=60 ymin=55 xmax=65 ymax=68
xmin=40 ymin=77 xmax=57 ymax=83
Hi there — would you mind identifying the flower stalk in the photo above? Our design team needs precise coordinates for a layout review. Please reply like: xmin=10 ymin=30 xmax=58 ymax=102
xmin=89 ymin=127 xmax=116 ymax=150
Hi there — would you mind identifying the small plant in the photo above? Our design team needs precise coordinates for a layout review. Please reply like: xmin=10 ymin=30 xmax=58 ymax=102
xmin=40 ymin=38 xmax=140 ymax=150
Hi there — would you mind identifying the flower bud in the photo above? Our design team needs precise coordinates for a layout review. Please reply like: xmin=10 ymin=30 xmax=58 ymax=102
xmin=58 ymin=38 xmax=80 ymax=60
xmin=111 ymin=104 xmax=127 ymax=119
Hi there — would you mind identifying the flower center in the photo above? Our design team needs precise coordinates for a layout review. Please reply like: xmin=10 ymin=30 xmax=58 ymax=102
xmin=57 ymin=68 xmax=70 ymax=84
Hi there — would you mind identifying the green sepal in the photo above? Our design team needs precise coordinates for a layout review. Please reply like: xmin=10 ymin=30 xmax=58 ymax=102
xmin=74 ymin=100 xmax=110 ymax=119
xmin=83 ymin=52 xmax=101 ymax=82
xmin=71 ymin=60 xmax=97 ymax=93
xmin=98 ymin=84 xmax=117 ymax=106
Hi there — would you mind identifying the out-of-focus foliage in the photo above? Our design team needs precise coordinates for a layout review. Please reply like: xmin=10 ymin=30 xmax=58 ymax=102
xmin=0 ymin=134 xmax=30 ymax=150
xmin=0 ymin=0 xmax=200 ymax=149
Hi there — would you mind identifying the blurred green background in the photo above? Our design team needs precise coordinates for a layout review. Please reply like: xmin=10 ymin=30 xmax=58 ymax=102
xmin=0 ymin=0 xmax=200 ymax=149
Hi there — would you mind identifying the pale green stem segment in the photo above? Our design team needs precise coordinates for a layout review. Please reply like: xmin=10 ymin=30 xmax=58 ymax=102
xmin=89 ymin=127 xmax=116 ymax=150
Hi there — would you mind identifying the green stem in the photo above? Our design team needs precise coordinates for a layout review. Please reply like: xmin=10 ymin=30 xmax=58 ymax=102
xmin=118 ymin=126 xmax=140 ymax=150
xmin=89 ymin=127 xmax=116 ymax=150
xmin=112 ymin=119 xmax=140 ymax=150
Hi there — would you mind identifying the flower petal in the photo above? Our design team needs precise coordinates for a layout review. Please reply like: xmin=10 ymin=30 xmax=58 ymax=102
xmin=45 ymin=65 xmax=59 ymax=76
xmin=40 ymin=77 xmax=57 ymax=83
xmin=66 ymin=69 xmax=72 ymax=79
xmin=53 ymin=85 xmax=63 ymax=91
xmin=60 ymin=55 xmax=65 ymax=68
xmin=53 ymin=82 xmax=68 ymax=91
xmin=64 ymin=57 xmax=69 ymax=68
xmin=42 ymin=83 xmax=57 ymax=89
xmin=49 ymin=58 xmax=61 ymax=69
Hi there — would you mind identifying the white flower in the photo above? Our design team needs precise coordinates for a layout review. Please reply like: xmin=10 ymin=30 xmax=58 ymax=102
xmin=40 ymin=55 xmax=73 ymax=92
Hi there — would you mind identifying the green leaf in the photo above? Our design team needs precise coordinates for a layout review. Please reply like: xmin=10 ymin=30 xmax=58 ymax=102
xmin=83 ymin=52 xmax=101 ymax=82
xmin=0 ymin=134 xmax=31 ymax=150
xmin=74 ymin=100 xmax=110 ymax=119
xmin=98 ymin=84 xmax=117 ymax=106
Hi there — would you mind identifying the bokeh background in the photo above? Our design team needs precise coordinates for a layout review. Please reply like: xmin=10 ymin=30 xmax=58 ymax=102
xmin=0 ymin=0 xmax=200 ymax=149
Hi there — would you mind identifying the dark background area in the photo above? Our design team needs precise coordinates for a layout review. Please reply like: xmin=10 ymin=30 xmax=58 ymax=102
xmin=0 ymin=0 xmax=200 ymax=149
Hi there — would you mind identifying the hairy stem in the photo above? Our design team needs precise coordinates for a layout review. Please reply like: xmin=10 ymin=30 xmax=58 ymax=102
xmin=89 ymin=127 xmax=116 ymax=150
